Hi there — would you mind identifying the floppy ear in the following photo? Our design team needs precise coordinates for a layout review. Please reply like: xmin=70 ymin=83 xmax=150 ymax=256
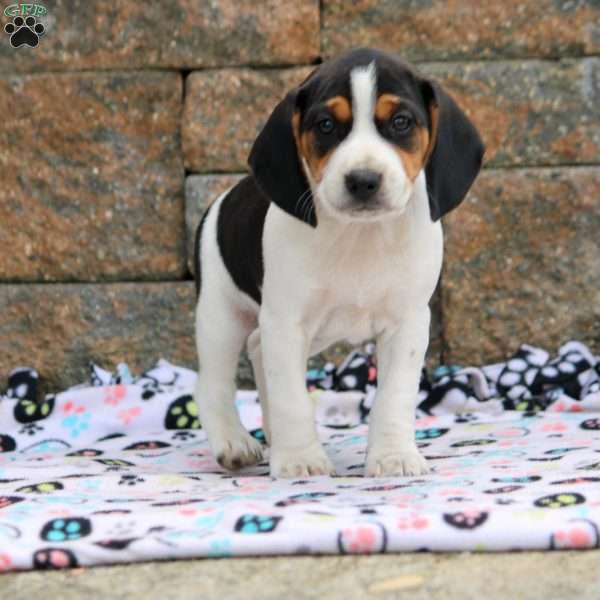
xmin=421 ymin=80 xmax=485 ymax=222
xmin=248 ymin=90 xmax=316 ymax=227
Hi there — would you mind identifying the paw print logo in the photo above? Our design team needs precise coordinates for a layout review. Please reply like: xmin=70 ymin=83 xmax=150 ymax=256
xmin=4 ymin=16 xmax=45 ymax=48
xmin=40 ymin=518 xmax=92 ymax=542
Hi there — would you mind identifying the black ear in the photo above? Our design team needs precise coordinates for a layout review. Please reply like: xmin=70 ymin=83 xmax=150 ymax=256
xmin=248 ymin=90 xmax=316 ymax=227
xmin=421 ymin=80 xmax=485 ymax=222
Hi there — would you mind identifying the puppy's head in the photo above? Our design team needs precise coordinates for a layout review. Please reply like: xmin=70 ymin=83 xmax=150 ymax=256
xmin=249 ymin=48 xmax=485 ymax=227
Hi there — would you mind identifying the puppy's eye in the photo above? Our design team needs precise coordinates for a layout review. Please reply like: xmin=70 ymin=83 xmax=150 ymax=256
xmin=391 ymin=112 xmax=413 ymax=133
xmin=317 ymin=118 xmax=335 ymax=134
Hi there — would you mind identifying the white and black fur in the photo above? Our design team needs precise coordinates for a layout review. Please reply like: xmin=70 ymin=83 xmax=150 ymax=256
xmin=193 ymin=48 xmax=484 ymax=478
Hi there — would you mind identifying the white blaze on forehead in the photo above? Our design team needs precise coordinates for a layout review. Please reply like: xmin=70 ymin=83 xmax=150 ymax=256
xmin=349 ymin=62 xmax=377 ymax=133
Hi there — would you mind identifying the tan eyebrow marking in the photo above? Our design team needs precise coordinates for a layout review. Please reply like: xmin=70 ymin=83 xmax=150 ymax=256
xmin=375 ymin=94 xmax=431 ymax=181
xmin=326 ymin=96 xmax=352 ymax=123
xmin=375 ymin=93 xmax=401 ymax=121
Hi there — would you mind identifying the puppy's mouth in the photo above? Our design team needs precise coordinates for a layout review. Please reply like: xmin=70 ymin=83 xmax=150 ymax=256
xmin=343 ymin=192 xmax=404 ymax=219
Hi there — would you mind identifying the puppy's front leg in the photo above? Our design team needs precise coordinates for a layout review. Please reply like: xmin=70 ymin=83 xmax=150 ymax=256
xmin=260 ymin=311 xmax=335 ymax=477
xmin=366 ymin=307 xmax=431 ymax=477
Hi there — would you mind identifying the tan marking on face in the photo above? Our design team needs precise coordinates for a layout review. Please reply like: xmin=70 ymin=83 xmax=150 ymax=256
xmin=394 ymin=126 xmax=430 ymax=182
xmin=375 ymin=94 xmax=401 ymax=121
xmin=292 ymin=111 xmax=333 ymax=183
xmin=326 ymin=96 xmax=352 ymax=123
xmin=375 ymin=94 xmax=432 ymax=181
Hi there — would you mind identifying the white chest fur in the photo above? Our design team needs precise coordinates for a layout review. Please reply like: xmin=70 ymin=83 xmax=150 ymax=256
xmin=260 ymin=173 xmax=443 ymax=351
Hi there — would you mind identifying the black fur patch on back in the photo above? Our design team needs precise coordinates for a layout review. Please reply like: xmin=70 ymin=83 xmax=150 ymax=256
xmin=216 ymin=176 xmax=269 ymax=304
xmin=194 ymin=207 xmax=211 ymax=298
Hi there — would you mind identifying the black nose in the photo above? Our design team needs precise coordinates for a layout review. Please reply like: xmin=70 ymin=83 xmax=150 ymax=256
xmin=344 ymin=169 xmax=382 ymax=202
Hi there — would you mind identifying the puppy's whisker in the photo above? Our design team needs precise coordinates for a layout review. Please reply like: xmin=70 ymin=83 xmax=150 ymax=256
xmin=303 ymin=192 xmax=314 ymax=223
xmin=295 ymin=188 xmax=311 ymax=212
xmin=295 ymin=188 xmax=314 ymax=222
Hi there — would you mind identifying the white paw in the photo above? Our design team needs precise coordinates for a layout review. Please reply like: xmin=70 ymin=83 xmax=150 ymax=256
xmin=365 ymin=446 xmax=429 ymax=477
xmin=211 ymin=429 xmax=264 ymax=471
xmin=270 ymin=443 xmax=336 ymax=478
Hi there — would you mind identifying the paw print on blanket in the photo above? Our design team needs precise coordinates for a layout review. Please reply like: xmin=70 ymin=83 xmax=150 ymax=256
xmin=14 ymin=396 xmax=55 ymax=424
xmin=94 ymin=458 xmax=135 ymax=469
xmin=19 ymin=423 xmax=43 ymax=436
xmin=416 ymin=427 xmax=449 ymax=440
xmin=165 ymin=395 xmax=200 ymax=429
xmin=61 ymin=403 xmax=91 ymax=438
xmin=6 ymin=369 xmax=55 ymax=424
xmin=397 ymin=513 xmax=429 ymax=530
xmin=33 ymin=548 xmax=78 ymax=570
xmin=492 ymin=475 xmax=542 ymax=484
xmin=41 ymin=518 xmax=92 ymax=542
xmin=118 ymin=474 xmax=145 ymax=486
xmin=275 ymin=492 xmax=336 ymax=507
xmin=451 ymin=438 xmax=495 ymax=448
xmin=550 ymin=520 xmax=600 ymax=550
xmin=172 ymin=431 xmax=196 ymax=441
xmin=337 ymin=522 xmax=388 ymax=554
xmin=234 ymin=514 xmax=282 ymax=534
xmin=0 ymin=434 xmax=16 ymax=453
xmin=533 ymin=493 xmax=585 ymax=509
xmin=0 ymin=496 xmax=24 ymax=509
xmin=443 ymin=509 xmax=489 ymax=530
xmin=66 ymin=448 xmax=103 ymax=457
xmin=16 ymin=481 xmax=63 ymax=494
xmin=123 ymin=440 xmax=171 ymax=451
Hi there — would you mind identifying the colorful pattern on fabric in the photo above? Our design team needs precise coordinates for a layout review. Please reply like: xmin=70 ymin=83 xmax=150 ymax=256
xmin=1 ymin=342 xmax=600 ymax=572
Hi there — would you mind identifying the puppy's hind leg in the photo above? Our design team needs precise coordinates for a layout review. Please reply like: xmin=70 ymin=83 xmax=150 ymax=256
xmin=195 ymin=299 xmax=263 ymax=471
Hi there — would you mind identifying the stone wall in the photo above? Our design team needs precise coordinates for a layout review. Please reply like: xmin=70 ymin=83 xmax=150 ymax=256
xmin=1 ymin=1 xmax=598 ymax=391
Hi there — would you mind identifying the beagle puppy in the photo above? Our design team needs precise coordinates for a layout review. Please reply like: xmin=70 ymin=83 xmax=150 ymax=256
xmin=193 ymin=48 xmax=484 ymax=478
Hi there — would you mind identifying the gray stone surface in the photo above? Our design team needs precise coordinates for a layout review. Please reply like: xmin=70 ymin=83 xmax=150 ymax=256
xmin=442 ymin=167 xmax=600 ymax=365
xmin=183 ymin=67 xmax=312 ymax=173
xmin=182 ymin=61 xmax=600 ymax=174
xmin=0 ymin=282 xmax=196 ymax=394
xmin=420 ymin=59 xmax=600 ymax=168
xmin=0 ymin=0 xmax=320 ymax=72
xmin=3 ymin=551 xmax=600 ymax=599
xmin=323 ymin=0 xmax=600 ymax=61
xmin=0 ymin=72 xmax=185 ymax=282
